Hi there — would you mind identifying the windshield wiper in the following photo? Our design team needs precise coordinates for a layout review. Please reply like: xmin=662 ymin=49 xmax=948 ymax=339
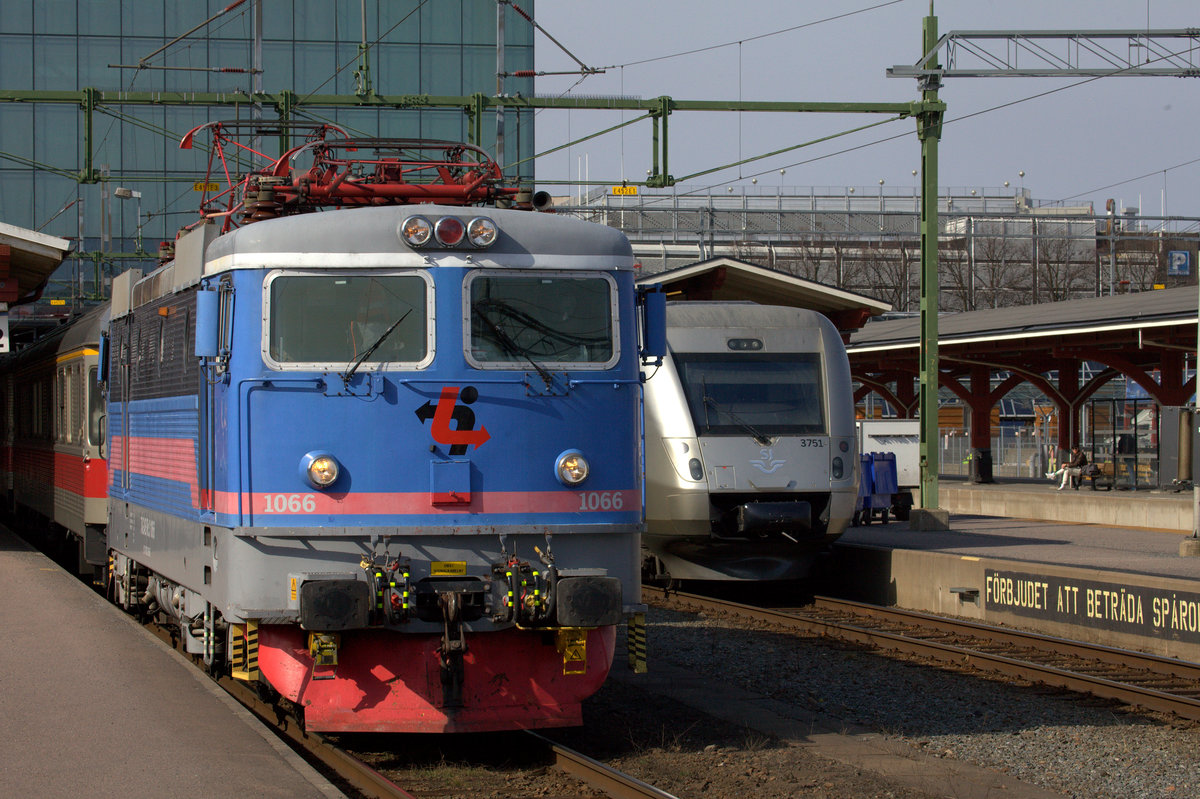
xmin=703 ymin=394 xmax=772 ymax=446
xmin=341 ymin=308 xmax=412 ymax=384
xmin=472 ymin=299 xmax=554 ymax=387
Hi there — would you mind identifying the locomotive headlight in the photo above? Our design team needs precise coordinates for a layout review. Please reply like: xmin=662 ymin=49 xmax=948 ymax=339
xmin=301 ymin=451 xmax=340 ymax=489
xmin=400 ymin=215 xmax=433 ymax=246
xmin=466 ymin=217 xmax=497 ymax=247
xmin=555 ymin=449 xmax=590 ymax=486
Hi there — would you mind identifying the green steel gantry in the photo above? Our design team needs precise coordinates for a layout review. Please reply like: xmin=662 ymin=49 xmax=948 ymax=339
xmin=2 ymin=12 xmax=951 ymax=510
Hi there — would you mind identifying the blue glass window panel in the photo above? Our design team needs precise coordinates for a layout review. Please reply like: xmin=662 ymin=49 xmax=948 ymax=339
xmin=294 ymin=0 xmax=336 ymax=41
xmin=422 ymin=109 xmax=466 ymax=142
xmin=425 ymin=1 xmax=463 ymax=45
xmin=379 ymin=1 xmax=423 ymax=42
xmin=34 ymin=36 xmax=78 ymax=90
xmin=461 ymin=2 xmax=492 ymax=44
xmin=336 ymin=108 xmax=381 ymax=139
xmin=375 ymin=43 xmax=421 ymax=94
xmin=34 ymin=0 xmax=77 ymax=35
xmin=0 ymin=172 xmax=35 ymax=228
xmin=120 ymin=107 xmax=168 ymax=173
xmin=121 ymin=0 xmax=164 ymax=37
xmin=462 ymin=44 xmax=494 ymax=91
xmin=294 ymin=42 xmax=337 ymax=94
xmin=423 ymin=45 xmax=464 ymax=95
xmin=79 ymin=0 xmax=121 ymax=37
xmin=34 ymin=106 xmax=78 ymax=172
xmin=0 ymin=103 xmax=34 ymax=161
xmin=0 ymin=1 xmax=33 ymax=35
xmin=78 ymin=38 xmax=122 ymax=88
xmin=262 ymin=41 xmax=293 ymax=89
xmin=378 ymin=111 xmax=421 ymax=139
xmin=0 ymin=35 xmax=33 ymax=91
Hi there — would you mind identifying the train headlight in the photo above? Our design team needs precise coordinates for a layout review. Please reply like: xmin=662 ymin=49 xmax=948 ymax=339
xmin=832 ymin=457 xmax=845 ymax=480
xmin=466 ymin=217 xmax=497 ymax=248
xmin=555 ymin=449 xmax=590 ymax=486
xmin=400 ymin=215 xmax=432 ymax=246
xmin=301 ymin=451 xmax=341 ymax=489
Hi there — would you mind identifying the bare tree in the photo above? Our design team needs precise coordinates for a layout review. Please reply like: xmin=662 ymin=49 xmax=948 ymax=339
xmin=939 ymin=241 xmax=974 ymax=311
xmin=1039 ymin=231 xmax=1093 ymax=301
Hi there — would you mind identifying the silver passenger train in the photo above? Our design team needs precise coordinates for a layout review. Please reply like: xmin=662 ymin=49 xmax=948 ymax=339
xmin=642 ymin=302 xmax=858 ymax=581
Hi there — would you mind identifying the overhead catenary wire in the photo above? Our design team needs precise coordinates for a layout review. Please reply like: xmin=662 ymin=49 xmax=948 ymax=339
xmin=533 ymin=3 xmax=1199 ymax=209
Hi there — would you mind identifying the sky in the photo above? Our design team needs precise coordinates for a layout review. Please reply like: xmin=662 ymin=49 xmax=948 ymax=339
xmin=528 ymin=0 xmax=1200 ymax=218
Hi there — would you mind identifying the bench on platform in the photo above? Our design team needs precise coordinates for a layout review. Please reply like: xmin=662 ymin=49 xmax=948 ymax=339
xmin=1081 ymin=461 xmax=1114 ymax=491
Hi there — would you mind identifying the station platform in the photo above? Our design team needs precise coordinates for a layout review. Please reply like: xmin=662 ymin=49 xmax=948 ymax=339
xmin=0 ymin=527 xmax=344 ymax=799
xmin=828 ymin=479 xmax=1200 ymax=663
xmin=937 ymin=475 xmax=1194 ymax=534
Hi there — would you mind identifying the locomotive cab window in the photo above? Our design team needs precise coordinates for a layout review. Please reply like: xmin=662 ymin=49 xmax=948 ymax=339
xmin=264 ymin=272 xmax=432 ymax=369
xmin=465 ymin=272 xmax=618 ymax=370
xmin=674 ymin=353 xmax=826 ymax=436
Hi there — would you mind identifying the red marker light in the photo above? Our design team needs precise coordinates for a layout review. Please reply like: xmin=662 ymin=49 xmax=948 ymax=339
xmin=435 ymin=216 xmax=465 ymax=246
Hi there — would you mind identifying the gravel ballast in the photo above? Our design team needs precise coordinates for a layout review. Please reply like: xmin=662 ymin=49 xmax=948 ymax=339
xmin=622 ymin=605 xmax=1200 ymax=798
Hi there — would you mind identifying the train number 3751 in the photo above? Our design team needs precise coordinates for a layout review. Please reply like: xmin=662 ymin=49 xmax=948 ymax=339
xmin=263 ymin=493 xmax=317 ymax=513
xmin=579 ymin=491 xmax=624 ymax=511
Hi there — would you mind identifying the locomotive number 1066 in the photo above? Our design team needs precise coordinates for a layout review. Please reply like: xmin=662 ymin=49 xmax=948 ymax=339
xmin=578 ymin=491 xmax=624 ymax=511
xmin=263 ymin=493 xmax=317 ymax=513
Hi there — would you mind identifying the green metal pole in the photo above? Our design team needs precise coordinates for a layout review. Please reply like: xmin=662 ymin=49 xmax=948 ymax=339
xmin=81 ymin=88 xmax=99 ymax=183
xmin=917 ymin=9 xmax=944 ymax=511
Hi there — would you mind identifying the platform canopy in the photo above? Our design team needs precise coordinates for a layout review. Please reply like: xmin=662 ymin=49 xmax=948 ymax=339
xmin=636 ymin=257 xmax=891 ymax=334
xmin=0 ymin=221 xmax=73 ymax=304
xmin=847 ymin=285 xmax=1199 ymax=453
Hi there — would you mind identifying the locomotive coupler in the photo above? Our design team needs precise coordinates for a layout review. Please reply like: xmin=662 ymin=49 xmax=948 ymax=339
xmin=437 ymin=592 xmax=467 ymax=708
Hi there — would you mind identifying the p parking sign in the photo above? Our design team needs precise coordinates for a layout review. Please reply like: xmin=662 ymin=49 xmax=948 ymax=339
xmin=1168 ymin=250 xmax=1191 ymax=276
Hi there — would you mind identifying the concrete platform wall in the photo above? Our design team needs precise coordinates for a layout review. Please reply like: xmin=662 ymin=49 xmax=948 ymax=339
xmin=830 ymin=543 xmax=1200 ymax=664
xmin=938 ymin=484 xmax=1193 ymax=534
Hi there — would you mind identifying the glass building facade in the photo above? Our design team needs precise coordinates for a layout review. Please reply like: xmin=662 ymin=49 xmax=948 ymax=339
xmin=0 ymin=0 xmax=534 ymax=310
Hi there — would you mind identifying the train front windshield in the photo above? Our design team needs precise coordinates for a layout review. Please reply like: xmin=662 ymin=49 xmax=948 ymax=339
xmin=467 ymin=274 xmax=616 ymax=368
xmin=674 ymin=353 xmax=825 ymax=436
xmin=267 ymin=274 xmax=428 ymax=365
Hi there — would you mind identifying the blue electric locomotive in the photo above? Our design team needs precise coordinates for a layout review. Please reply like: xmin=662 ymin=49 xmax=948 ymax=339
xmin=99 ymin=129 xmax=664 ymax=732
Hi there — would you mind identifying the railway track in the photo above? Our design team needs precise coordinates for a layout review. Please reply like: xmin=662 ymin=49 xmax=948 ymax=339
xmin=145 ymin=623 xmax=677 ymax=799
xmin=650 ymin=588 xmax=1200 ymax=723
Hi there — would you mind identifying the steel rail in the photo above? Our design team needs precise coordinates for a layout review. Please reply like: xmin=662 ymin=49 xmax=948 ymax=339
xmin=526 ymin=731 xmax=682 ymax=799
xmin=650 ymin=589 xmax=1200 ymax=722
xmin=147 ymin=620 xmax=677 ymax=799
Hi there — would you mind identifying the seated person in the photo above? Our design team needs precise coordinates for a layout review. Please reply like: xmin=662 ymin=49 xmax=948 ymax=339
xmin=1045 ymin=445 xmax=1087 ymax=490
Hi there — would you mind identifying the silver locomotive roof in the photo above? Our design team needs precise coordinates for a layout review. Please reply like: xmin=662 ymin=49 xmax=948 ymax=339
xmin=203 ymin=204 xmax=635 ymax=274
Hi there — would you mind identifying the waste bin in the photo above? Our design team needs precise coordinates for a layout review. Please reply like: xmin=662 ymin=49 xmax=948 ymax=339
xmin=971 ymin=448 xmax=994 ymax=483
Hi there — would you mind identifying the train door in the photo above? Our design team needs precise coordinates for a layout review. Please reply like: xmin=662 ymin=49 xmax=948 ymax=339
xmin=119 ymin=323 xmax=132 ymax=493
xmin=196 ymin=276 xmax=232 ymax=516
